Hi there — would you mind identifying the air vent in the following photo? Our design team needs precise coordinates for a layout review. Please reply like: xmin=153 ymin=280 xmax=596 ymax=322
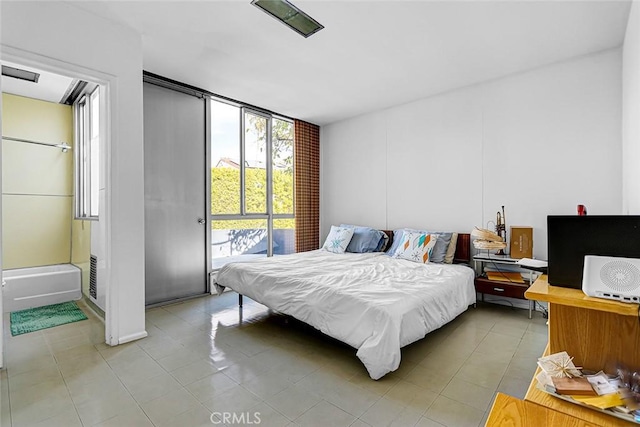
xmin=251 ymin=0 xmax=324 ymax=38
xmin=90 ymin=255 xmax=98 ymax=300
xmin=1 ymin=65 xmax=40 ymax=83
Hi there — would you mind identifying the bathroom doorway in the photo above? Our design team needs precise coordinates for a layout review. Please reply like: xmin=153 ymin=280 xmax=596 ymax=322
xmin=0 ymin=58 xmax=111 ymax=364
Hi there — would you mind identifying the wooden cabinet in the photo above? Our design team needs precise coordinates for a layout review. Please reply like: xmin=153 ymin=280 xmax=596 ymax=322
xmin=526 ymin=276 xmax=640 ymax=372
xmin=486 ymin=275 xmax=639 ymax=426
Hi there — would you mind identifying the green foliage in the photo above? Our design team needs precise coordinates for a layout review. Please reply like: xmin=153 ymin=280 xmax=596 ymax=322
xmin=211 ymin=167 xmax=294 ymax=230
xmin=248 ymin=116 xmax=294 ymax=173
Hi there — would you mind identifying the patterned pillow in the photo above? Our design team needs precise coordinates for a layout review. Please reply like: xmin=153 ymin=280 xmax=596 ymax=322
xmin=393 ymin=232 xmax=437 ymax=263
xmin=322 ymin=226 xmax=355 ymax=254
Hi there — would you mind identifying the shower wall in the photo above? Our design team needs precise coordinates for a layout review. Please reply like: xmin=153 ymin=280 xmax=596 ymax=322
xmin=2 ymin=93 xmax=90 ymax=287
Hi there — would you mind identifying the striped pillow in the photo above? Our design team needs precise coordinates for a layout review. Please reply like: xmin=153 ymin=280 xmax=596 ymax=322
xmin=393 ymin=232 xmax=437 ymax=263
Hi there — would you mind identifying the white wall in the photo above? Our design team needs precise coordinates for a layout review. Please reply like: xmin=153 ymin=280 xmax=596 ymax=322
xmin=623 ymin=1 xmax=640 ymax=214
xmin=1 ymin=2 xmax=146 ymax=344
xmin=322 ymin=49 xmax=623 ymax=260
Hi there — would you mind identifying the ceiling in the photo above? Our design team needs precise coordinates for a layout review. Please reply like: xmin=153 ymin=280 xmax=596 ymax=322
xmin=66 ymin=1 xmax=631 ymax=125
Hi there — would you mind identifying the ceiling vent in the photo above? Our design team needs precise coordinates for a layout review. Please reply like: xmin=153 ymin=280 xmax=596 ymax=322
xmin=1 ymin=65 xmax=40 ymax=83
xmin=251 ymin=0 xmax=324 ymax=38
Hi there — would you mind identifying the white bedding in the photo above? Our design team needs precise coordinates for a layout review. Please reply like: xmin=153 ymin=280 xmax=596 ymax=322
xmin=214 ymin=250 xmax=476 ymax=379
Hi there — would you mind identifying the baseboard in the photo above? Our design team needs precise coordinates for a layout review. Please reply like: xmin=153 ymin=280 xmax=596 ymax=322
xmin=118 ymin=330 xmax=148 ymax=345
xmin=82 ymin=295 xmax=105 ymax=321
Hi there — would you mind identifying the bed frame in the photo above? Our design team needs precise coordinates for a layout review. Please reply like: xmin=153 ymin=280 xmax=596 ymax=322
xmin=454 ymin=233 xmax=471 ymax=264
xmin=238 ymin=232 xmax=472 ymax=307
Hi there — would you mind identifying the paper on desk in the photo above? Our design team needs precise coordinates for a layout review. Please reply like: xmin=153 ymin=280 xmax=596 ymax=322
xmin=586 ymin=372 xmax=618 ymax=395
xmin=517 ymin=258 xmax=548 ymax=268
xmin=572 ymin=393 xmax=625 ymax=409
xmin=537 ymin=371 xmax=554 ymax=389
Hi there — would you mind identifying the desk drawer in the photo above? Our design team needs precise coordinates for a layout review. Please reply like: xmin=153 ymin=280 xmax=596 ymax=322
xmin=475 ymin=277 xmax=529 ymax=299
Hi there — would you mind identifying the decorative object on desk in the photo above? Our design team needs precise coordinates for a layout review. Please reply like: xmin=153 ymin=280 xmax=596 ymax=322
xmin=551 ymin=377 xmax=598 ymax=396
xmin=535 ymin=365 xmax=640 ymax=422
xmin=471 ymin=227 xmax=507 ymax=250
xmin=578 ymin=204 xmax=588 ymax=216
xmin=510 ymin=226 xmax=533 ymax=259
xmin=536 ymin=381 xmax=640 ymax=424
xmin=495 ymin=205 xmax=506 ymax=255
xmin=538 ymin=351 xmax=582 ymax=378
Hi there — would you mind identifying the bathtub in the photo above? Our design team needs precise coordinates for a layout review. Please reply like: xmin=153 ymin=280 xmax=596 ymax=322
xmin=2 ymin=264 xmax=81 ymax=312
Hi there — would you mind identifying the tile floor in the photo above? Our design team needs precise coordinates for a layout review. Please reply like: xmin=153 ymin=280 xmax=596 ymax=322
xmin=1 ymin=295 xmax=548 ymax=427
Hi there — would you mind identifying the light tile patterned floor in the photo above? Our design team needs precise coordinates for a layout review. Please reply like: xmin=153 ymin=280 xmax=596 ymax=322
xmin=1 ymin=295 xmax=548 ymax=427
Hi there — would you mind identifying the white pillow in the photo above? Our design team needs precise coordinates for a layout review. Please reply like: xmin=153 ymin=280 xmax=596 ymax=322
xmin=393 ymin=231 xmax=437 ymax=263
xmin=322 ymin=226 xmax=355 ymax=254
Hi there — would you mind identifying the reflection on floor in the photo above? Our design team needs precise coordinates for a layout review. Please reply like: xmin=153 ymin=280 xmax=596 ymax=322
xmin=1 ymin=294 xmax=548 ymax=427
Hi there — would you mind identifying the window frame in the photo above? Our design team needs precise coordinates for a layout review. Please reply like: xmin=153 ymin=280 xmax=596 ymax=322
xmin=210 ymin=96 xmax=294 ymax=265
xmin=74 ymin=86 xmax=100 ymax=220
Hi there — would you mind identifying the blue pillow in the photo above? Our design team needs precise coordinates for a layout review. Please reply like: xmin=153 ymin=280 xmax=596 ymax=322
xmin=340 ymin=224 xmax=385 ymax=253
xmin=386 ymin=228 xmax=453 ymax=263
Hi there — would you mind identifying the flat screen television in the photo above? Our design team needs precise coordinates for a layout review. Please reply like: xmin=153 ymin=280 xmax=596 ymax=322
xmin=547 ymin=215 xmax=640 ymax=288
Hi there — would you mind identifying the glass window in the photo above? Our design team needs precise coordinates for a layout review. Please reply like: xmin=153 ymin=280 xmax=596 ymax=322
xmin=74 ymin=86 xmax=100 ymax=219
xmin=210 ymin=98 xmax=296 ymax=268
xmin=211 ymin=102 xmax=241 ymax=215
xmin=273 ymin=218 xmax=295 ymax=255
xmin=211 ymin=218 xmax=268 ymax=269
xmin=272 ymin=118 xmax=294 ymax=215
xmin=244 ymin=111 xmax=268 ymax=214
xmin=89 ymin=89 xmax=100 ymax=217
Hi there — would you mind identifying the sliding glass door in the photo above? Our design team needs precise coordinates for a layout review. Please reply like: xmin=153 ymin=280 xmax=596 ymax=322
xmin=211 ymin=99 xmax=294 ymax=269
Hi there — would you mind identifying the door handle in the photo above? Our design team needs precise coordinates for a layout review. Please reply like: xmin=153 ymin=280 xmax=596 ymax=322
xmin=197 ymin=218 xmax=206 ymax=225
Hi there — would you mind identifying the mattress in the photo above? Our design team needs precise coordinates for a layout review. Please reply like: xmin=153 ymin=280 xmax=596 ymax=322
xmin=214 ymin=249 xmax=476 ymax=379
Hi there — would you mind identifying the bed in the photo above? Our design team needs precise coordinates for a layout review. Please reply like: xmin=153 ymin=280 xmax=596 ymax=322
xmin=214 ymin=232 xmax=475 ymax=380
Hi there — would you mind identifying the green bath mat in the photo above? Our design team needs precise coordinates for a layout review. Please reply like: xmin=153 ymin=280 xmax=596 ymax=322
xmin=10 ymin=301 xmax=88 ymax=336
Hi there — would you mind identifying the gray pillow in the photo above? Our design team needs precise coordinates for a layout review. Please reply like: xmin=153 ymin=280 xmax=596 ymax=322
xmin=427 ymin=231 xmax=453 ymax=263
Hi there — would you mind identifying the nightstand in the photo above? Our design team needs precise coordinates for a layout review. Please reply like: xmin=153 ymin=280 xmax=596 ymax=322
xmin=473 ymin=253 xmax=535 ymax=318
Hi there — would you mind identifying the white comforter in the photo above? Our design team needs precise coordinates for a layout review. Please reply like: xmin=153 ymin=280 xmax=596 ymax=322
xmin=214 ymin=250 xmax=476 ymax=379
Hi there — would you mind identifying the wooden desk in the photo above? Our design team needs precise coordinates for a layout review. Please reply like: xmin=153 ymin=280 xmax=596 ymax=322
xmin=486 ymin=276 xmax=639 ymax=426
xmin=487 ymin=392 xmax=600 ymax=426
xmin=526 ymin=276 xmax=640 ymax=371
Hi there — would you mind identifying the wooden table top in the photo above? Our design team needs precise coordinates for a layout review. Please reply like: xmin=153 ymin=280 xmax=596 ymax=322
xmin=525 ymin=275 xmax=639 ymax=316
